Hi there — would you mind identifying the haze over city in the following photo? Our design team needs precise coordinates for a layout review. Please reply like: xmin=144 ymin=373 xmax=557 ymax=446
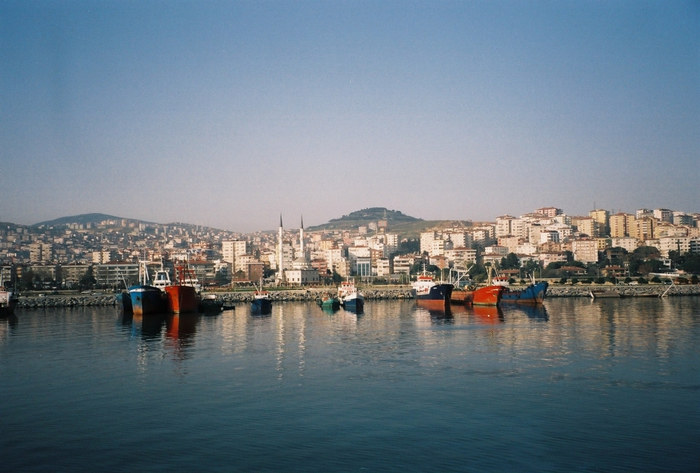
xmin=2 ymin=1 xmax=697 ymax=232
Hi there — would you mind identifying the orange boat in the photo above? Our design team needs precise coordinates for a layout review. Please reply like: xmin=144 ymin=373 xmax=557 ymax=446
xmin=451 ymin=285 xmax=504 ymax=306
xmin=164 ymin=263 xmax=201 ymax=314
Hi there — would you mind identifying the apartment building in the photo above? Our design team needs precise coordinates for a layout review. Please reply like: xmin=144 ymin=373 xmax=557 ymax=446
xmin=571 ymin=239 xmax=599 ymax=263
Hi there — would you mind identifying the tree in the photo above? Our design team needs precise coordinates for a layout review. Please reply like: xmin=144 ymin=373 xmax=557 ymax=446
xmin=79 ymin=267 xmax=96 ymax=290
xmin=500 ymin=253 xmax=520 ymax=270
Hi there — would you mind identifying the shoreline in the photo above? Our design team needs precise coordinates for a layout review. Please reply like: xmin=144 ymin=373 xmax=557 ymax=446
xmin=12 ymin=283 xmax=700 ymax=309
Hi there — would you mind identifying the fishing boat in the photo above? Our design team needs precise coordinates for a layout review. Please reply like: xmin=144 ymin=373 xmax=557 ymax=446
xmin=251 ymin=281 xmax=272 ymax=314
xmin=412 ymin=271 xmax=453 ymax=311
xmin=448 ymin=266 xmax=503 ymax=306
xmin=129 ymin=261 xmax=167 ymax=316
xmin=199 ymin=294 xmax=224 ymax=313
xmin=0 ymin=287 xmax=18 ymax=317
xmin=164 ymin=263 xmax=201 ymax=314
xmin=316 ymin=293 xmax=340 ymax=311
xmin=494 ymin=274 xmax=548 ymax=304
xmin=337 ymin=280 xmax=364 ymax=312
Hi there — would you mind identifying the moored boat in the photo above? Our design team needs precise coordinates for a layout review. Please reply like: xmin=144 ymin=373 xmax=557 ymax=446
xmin=129 ymin=261 xmax=167 ymax=315
xmin=199 ymin=294 xmax=224 ymax=313
xmin=129 ymin=284 xmax=167 ymax=316
xmin=337 ymin=280 xmax=364 ymax=312
xmin=0 ymin=287 xmax=18 ymax=317
xmin=251 ymin=282 xmax=272 ymax=314
xmin=493 ymin=274 xmax=548 ymax=304
xmin=412 ymin=272 xmax=453 ymax=311
xmin=165 ymin=263 xmax=201 ymax=314
xmin=316 ymin=293 xmax=340 ymax=311
xmin=468 ymin=285 xmax=505 ymax=306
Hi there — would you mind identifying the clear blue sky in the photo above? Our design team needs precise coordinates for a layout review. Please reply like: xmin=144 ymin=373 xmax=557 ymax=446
xmin=2 ymin=0 xmax=698 ymax=232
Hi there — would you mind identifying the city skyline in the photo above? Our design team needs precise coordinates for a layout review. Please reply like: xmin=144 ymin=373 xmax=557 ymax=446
xmin=2 ymin=1 xmax=698 ymax=233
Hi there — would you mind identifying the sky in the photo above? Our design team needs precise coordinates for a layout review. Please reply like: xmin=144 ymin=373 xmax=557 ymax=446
xmin=1 ymin=0 xmax=698 ymax=232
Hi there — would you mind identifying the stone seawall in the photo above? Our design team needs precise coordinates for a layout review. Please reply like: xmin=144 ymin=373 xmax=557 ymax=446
xmin=14 ymin=284 xmax=700 ymax=309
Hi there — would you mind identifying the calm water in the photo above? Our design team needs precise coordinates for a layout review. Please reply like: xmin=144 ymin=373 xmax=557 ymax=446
xmin=1 ymin=297 xmax=698 ymax=472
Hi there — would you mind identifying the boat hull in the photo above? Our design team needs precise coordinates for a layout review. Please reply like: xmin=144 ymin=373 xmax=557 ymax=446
xmin=251 ymin=298 xmax=272 ymax=314
xmin=451 ymin=286 xmax=503 ymax=306
xmin=1 ymin=290 xmax=17 ymax=316
xmin=164 ymin=285 xmax=200 ymax=314
xmin=501 ymin=281 xmax=548 ymax=304
xmin=317 ymin=297 xmax=340 ymax=311
xmin=467 ymin=286 xmax=505 ymax=306
xmin=129 ymin=285 xmax=167 ymax=316
xmin=414 ymin=283 xmax=453 ymax=311
xmin=341 ymin=294 xmax=364 ymax=312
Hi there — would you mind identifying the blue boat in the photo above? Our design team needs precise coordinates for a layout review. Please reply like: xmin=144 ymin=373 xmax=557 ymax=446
xmin=500 ymin=281 xmax=548 ymax=304
xmin=128 ymin=261 xmax=167 ymax=315
xmin=251 ymin=290 xmax=272 ymax=314
xmin=337 ymin=280 xmax=364 ymax=313
xmin=129 ymin=284 xmax=167 ymax=315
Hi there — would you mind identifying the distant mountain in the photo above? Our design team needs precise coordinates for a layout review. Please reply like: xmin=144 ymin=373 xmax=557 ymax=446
xmin=33 ymin=213 xmax=145 ymax=227
xmin=308 ymin=207 xmax=420 ymax=231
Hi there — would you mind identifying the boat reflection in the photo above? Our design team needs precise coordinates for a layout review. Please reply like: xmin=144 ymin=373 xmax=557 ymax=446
xmin=165 ymin=313 xmax=198 ymax=340
xmin=470 ymin=305 xmax=504 ymax=324
xmin=510 ymin=304 xmax=549 ymax=321
xmin=131 ymin=313 xmax=167 ymax=340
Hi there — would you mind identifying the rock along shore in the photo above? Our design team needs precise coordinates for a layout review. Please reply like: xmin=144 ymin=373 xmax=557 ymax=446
xmin=13 ymin=284 xmax=700 ymax=309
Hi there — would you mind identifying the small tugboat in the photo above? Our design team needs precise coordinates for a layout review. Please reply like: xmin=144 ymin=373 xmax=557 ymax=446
xmin=337 ymin=280 xmax=364 ymax=312
xmin=251 ymin=281 xmax=272 ymax=314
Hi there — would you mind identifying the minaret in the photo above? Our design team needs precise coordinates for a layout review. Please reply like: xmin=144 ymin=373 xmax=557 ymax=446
xmin=299 ymin=215 xmax=305 ymax=262
xmin=278 ymin=214 xmax=284 ymax=284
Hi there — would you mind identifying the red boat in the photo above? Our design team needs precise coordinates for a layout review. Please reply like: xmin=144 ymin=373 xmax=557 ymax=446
xmin=452 ymin=285 xmax=504 ymax=306
xmin=164 ymin=264 xmax=201 ymax=314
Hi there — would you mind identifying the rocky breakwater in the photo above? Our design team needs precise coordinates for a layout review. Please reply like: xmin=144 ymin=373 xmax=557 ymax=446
xmin=214 ymin=286 xmax=415 ymax=306
xmin=17 ymin=293 xmax=120 ymax=309
xmin=547 ymin=284 xmax=700 ymax=298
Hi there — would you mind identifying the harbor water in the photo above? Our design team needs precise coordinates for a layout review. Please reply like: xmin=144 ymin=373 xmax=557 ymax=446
xmin=2 ymin=297 xmax=698 ymax=472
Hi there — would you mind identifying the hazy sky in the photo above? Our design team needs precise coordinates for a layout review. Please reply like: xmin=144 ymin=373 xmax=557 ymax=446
xmin=2 ymin=1 xmax=698 ymax=232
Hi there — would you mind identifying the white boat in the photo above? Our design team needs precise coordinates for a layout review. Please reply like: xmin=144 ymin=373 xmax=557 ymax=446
xmin=337 ymin=280 xmax=364 ymax=312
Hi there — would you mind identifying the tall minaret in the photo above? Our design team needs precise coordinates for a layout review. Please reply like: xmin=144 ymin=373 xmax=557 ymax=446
xmin=299 ymin=215 xmax=305 ymax=262
xmin=278 ymin=214 xmax=284 ymax=284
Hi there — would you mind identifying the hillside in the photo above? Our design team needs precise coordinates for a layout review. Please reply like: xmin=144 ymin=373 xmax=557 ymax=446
xmin=307 ymin=207 xmax=473 ymax=238
xmin=308 ymin=207 xmax=419 ymax=231
xmin=33 ymin=213 xmax=132 ymax=227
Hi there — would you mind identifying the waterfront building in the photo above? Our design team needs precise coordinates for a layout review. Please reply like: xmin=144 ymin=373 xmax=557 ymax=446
xmin=94 ymin=262 xmax=139 ymax=288
xmin=284 ymin=268 xmax=320 ymax=285
xmin=391 ymin=255 xmax=414 ymax=275
xmin=376 ymin=258 xmax=391 ymax=277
